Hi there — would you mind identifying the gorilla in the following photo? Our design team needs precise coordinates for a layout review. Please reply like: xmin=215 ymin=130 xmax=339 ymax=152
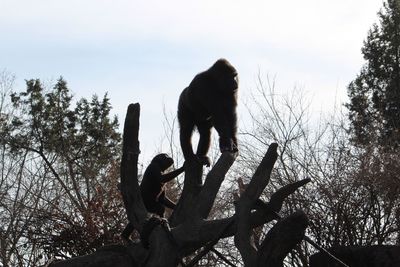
xmin=140 ymin=153 xmax=184 ymax=216
xmin=178 ymin=58 xmax=239 ymax=166
xmin=121 ymin=153 xmax=184 ymax=242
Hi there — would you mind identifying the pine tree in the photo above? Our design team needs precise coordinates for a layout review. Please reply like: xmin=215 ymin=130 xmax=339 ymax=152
xmin=347 ymin=0 xmax=400 ymax=147
xmin=4 ymin=78 xmax=124 ymax=258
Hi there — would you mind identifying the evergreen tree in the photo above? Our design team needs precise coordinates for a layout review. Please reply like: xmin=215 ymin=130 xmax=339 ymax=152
xmin=346 ymin=0 xmax=400 ymax=245
xmin=4 ymin=78 xmax=124 ymax=258
xmin=347 ymin=0 xmax=400 ymax=147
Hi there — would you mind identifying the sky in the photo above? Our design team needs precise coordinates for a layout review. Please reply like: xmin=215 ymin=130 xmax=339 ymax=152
xmin=0 ymin=0 xmax=384 ymax=161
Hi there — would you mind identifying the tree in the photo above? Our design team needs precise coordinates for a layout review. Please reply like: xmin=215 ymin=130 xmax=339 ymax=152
xmin=346 ymin=0 xmax=400 ymax=245
xmin=2 ymin=78 xmax=124 ymax=261
xmin=346 ymin=0 xmax=400 ymax=147
xmin=49 ymin=103 xmax=310 ymax=267
xmin=237 ymin=75 xmax=400 ymax=265
xmin=0 ymin=70 xmax=47 ymax=267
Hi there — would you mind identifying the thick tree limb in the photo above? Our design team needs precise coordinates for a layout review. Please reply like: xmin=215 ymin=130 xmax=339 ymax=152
xmin=120 ymin=103 xmax=147 ymax=232
xmin=170 ymin=152 xmax=236 ymax=252
xmin=170 ymin=152 xmax=236 ymax=226
xmin=234 ymin=143 xmax=310 ymax=267
xmin=257 ymin=211 xmax=308 ymax=267
xmin=243 ymin=143 xmax=278 ymax=202
xmin=170 ymin=160 xmax=203 ymax=226
xmin=197 ymin=152 xmax=237 ymax=218
xmin=235 ymin=143 xmax=278 ymax=266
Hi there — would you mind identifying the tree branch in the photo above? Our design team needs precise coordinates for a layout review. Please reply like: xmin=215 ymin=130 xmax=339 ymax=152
xmin=197 ymin=152 xmax=237 ymax=219
xmin=170 ymin=160 xmax=203 ymax=226
xmin=120 ymin=103 xmax=147 ymax=232
xmin=257 ymin=211 xmax=308 ymax=266
xmin=234 ymin=143 xmax=278 ymax=266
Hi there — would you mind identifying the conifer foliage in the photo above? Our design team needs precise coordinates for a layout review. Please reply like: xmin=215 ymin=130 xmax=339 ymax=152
xmin=4 ymin=78 xmax=124 ymax=259
xmin=347 ymin=0 xmax=400 ymax=147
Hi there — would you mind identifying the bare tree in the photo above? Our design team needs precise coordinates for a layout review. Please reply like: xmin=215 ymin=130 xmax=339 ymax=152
xmin=237 ymin=74 xmax=400 ymax=266
xmin=49 ymin=103 xmax=309 ymax=267
xmin=0 ymin=70 xmax=49 ymax=267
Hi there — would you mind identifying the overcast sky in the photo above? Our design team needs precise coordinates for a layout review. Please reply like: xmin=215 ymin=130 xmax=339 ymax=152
xmin=0 ymin=0 xmax=383 ymax=161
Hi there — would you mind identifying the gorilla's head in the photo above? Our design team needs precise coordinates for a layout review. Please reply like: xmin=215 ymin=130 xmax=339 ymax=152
xmin=152 ymin=153 xmax=174 ymax=171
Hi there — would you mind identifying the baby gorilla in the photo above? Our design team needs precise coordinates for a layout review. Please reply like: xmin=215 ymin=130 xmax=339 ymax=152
xmin=140 ymin=153 xmax=184 ymax=216
xmin=121 ymin=153 xmax=184 ymax=242
xmin=178 ymin=58 xmax=239 ymax=166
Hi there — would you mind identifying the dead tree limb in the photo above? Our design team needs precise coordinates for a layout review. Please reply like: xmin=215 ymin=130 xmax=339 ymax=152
xmin=257 ymin=211 xmax=308 ymax=267
xmin=234 ymin=143 xmax=309 ymax=267
xmin=120 ymin=103 xmax=147 ymax=232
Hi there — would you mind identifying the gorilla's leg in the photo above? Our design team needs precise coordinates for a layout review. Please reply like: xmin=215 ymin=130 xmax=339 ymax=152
xmin=196 ymin=120 xmax=212 ymax=166
xmin=212 ymin=107 xmax=238 ymax=153
xmin=179 ymin=115 xmax=195 ymax=161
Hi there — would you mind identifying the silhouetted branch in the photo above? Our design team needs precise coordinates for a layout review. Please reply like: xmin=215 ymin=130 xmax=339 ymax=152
xmin=170 ymin=160 xmax=203 ymax=226
xmin=257 ymin=211 xmax=308 ymax=266
xmin=234 ymin=143 xmax=309 ymax=267
xmin=120 ymin=103 xmax=147 ymax=231
xmin=234 ymin=143 xmax=278 ymax=266
xmin=197 ymin=152 xmax=237 ymax=218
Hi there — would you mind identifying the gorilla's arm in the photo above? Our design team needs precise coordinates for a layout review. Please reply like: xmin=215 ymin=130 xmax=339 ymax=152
xmin=210 ymin=100 xmax=238 ymax=151
xmin=160 ymin=165 xmax=185 ymax=183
